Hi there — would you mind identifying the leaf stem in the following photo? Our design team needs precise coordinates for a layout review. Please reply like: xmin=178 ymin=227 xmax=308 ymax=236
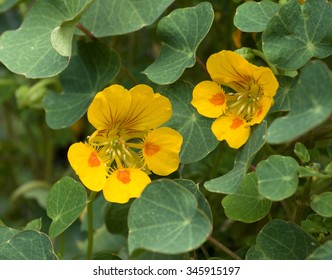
xmin=294 ymin=178 xmax=312 ymax=224
xmin=208 ymin=236 xmax=242 ymax=260
xmin=86 ymin=191 xmax=97 ymax=260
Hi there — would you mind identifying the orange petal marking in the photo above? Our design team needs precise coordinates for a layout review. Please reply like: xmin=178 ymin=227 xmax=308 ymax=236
xmin=230 ymin=117 xmax=244 ymax=129
xmin=116 ymin=169 xmax=131 ymax=184
xmin=144 ymin=142 xmax=161 ymax=156
xmin=88 ymin=152 xmax=101 ymax=167
xmin=208 ymin=92 xmax=225 ymax=106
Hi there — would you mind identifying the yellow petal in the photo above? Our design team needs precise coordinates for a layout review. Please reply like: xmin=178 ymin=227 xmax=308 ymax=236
xmin=67 ymin=142 xmax=107 ymax=191
xmin=252 ymin=66 xmax=279 ymax=98
xmin=87 ymin=84 xmax=132 ymax=130
xmin=142 ymin=127 xmax=183 ymax=176
xmin=191 ymin=81 xmax=227 ymax=118
xmin=121 ymin=84 xmax=172 ymax=134
xmin=249 ymin=96 xmax=273 ymax=126
xmin=207 ymin=50 xmax=253 ymax=91
xmin=103 ymin=168 xmax=151 ymax=203
xmin=212 ymin=115 xmax=250 ymax=149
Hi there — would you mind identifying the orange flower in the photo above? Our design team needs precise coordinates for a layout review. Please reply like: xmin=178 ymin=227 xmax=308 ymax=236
xmin=192 ymin=50 xmax=278 ymax=148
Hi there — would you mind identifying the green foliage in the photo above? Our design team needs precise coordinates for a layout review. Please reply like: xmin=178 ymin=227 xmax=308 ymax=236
xmin=246 ymin=220 xmax=319 ymax=260
xmin=143 ymin=2 xmax=214 ymax=84
xmin=0 ymin=0 xmax=332 ymax=261
xmin=262 ymin=0 xmax=332 ymax=70
xmin=128 ymin=179 xmax=212 ymax=254
xmin=221 ymin=173 xmax=271 ymax=223
xmin=234 ymin=0 xmax=279 ymax=33
xmin=256 ymin=155 xmax=299 ymax=201
xmin=267 ymin=61 xmax=332 ymax=144
xmin=47 ymin=177 xmax=87 ymax=238
xmin=0 ymin=226 xmax=57 ymax=260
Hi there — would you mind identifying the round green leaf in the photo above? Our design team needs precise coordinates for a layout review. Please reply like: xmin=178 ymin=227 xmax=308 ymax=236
xmin=0 ymin=0 xmax=92 ymax=78
xmin=128 ymin=179 xmax=212 ymax=254
xmin=267 ymin=61 xmax=332 ymax=144
xmin=310 ymin=192 xmax=332 ymax=218
xmin=205 ymin=121 xmax=267 ymax=194
xmin=162 ymin=81 xmax=218 ymax=164
xmin=222 ymin=173 xmax=272 ymax=223
xmin=47 ymin=176 xmax=87 ymax=238
xmin=246 ymin=220 xmax=319 ymax=260
xmin=79 ymin=0 xmax=174 ymax=36
xmin=143 ymin=2 xmax=214 ymax=84
xmin=0 ymin=230 xmax=57 ymax=260
xmin=44 ymin=40 xmax=120 ymax=129
xmin=256 ymin=155 xmax=298 ymax=201
xmin=0 ymin=226 xmax=20 ymax=244
xmin=270 ymin=75 xmax=296 ymax=113
xmin=234 ymin=0 xmax=280 ymax=32
xmin=262 ymin=0 xmax=332 ymax=70
xmin=308 ymin=241 xmax=332 ymax=260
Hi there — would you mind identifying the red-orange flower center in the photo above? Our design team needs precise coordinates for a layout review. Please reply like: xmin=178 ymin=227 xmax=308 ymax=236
xmin=144 ymin=142 xmax=161 ymax=156
xmin=88 ymin=152 xmax=101 ymax=167
xmin=209 ymin=92 xmax=225 ymax=106
xmin=230 ymin=118 xmax=244 ymax=129
xmin=116 ymin=169 xmax=131 ymax=184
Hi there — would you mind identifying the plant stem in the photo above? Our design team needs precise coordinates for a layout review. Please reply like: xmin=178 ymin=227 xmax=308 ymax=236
xmin=294 ymin=178 xmax=312 ymax=224
xmin=86 ymin=191 xmax=97 ymax=260
xmin=208 ymin=236 xmax=242 ymax=260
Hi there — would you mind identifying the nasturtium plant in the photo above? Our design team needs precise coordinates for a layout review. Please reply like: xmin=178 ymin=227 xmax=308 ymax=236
xmin=0 ymin=0 xmax=331 ymax=261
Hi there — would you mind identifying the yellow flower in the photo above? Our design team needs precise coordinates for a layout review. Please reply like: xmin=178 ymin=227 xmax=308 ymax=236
xmin=192 ymin=50 xmax=278 ymax=149
xmin=68 ymin=84 xmax=182 ymax=203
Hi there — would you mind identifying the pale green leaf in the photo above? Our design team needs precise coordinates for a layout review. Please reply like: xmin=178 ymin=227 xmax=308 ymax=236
xmin=44 ymin=40 xmax=120 ymax=129
xmin=24 ymin=218 xmax=42 ymax=231
xmin=310 ymin=192 xmax=332 ymax=218
xmin=256 ymin=155 xmax=299 ymax=201
xmin=262 ymin=0 xmax=332 ymax=70
xmin=50 ymin=20 xmax=76 ymax=57
xmin=162 ymin=81 xmax=218 ymax=164
xmin=0 ymin=0 xmax=92 ymax=78
xmin=308 ymin=241 xmax=332 ymax=260
xmin=205 ymin=121 xmax=267 ymax=194
xmin=128 ymin=179 xmax=212 ymax=254
xmin=79 ymin=0 xmax=174 ymax=36
xmin=222 ymin=173 xmax=272 ymax=223
xmin=47 ymin=176 xmax=87 ymax=238
xmin=246 ymin=220 xmax=319 ymax=260
xmin=267 ymin=61 xmax=332 ymax=144
xmin=143 ymin=2 xmax=214 ymax=84
xmin=234 ymin=0 xmax=280 ymax=32
xmin=0 ymin=230 xmax=57 ymax=260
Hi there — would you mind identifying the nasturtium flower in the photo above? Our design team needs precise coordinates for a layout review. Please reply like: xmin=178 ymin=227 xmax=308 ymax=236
xmin=192 ymin=50 xmax=278 ymax=149
xmin=68 ymin=84 xmax=183 ymax=203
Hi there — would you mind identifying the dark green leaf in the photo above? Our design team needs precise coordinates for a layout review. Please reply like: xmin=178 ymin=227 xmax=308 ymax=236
xmin=256 ymin=155 xmax=299 ymax=201
xmin=262 ymin=0 xmax=332 ymax=70
xmin=79 ymin=0 xmax=174 ymax=36
xmin=0 ymin=230 xmax=57 ymax=260
xmin=143 ymin=2 xmax=214 ymax=84
xmin=162 ymin=81 xmax=219 ymax=164
xmin=44 ymin=40 xmax=120 ymax=129
xmin=205 ymin=121 xmax=267 ymax=194
xmin=105 ymin=200 xmax=132 ymax=235
xmin=234 ymin=0 xmax=280 ymax=32
xmin=270 ymin=75 xmax=296 ymax=113
xmin=246 ymin=220 xmax=319 ymax=260
xmin=222 ymin=173 xmax=272 ymax=223
xmin=47 ymin=176 xmax=87 ymax=238
xmin=128 ymin=179 xmax=212 ymax=254
xmin=267 ymin=61 xmax=332 ymax=144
